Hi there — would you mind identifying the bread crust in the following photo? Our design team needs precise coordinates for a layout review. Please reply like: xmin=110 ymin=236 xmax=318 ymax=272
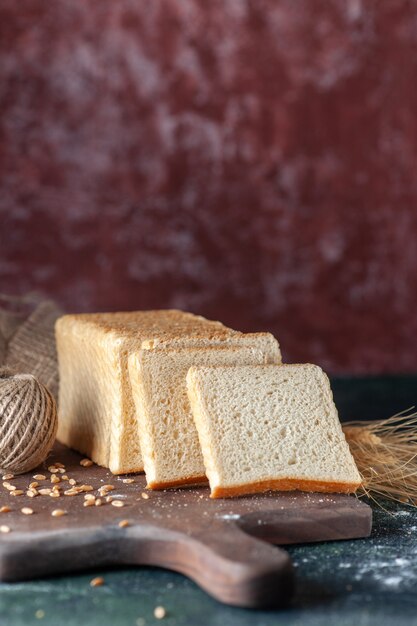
xmin=147 ymin=475 xmax=208 ymax=490
xmin=210 ymin=477 xmax=361 ymax=499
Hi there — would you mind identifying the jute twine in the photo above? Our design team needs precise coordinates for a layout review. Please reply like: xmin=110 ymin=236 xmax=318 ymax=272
xmin=0 ymin=295 xmax=61 ymax=473
xmin=0 ymin=367 xmax=58 ymax=474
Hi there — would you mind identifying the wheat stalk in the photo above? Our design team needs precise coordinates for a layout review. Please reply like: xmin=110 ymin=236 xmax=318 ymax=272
xmin=343 ymin=408 xmax=417 ymax=506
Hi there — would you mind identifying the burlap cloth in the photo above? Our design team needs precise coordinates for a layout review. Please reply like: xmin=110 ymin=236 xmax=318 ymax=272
xmin=0 ymin=294 xmax=61 ymax=399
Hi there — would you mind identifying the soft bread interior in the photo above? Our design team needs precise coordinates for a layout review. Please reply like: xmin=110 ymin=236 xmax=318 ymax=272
xmin=128 ymin=345 xmax=278 ymax=488
xmin=187 ymin=364 xmax=362 ymax=498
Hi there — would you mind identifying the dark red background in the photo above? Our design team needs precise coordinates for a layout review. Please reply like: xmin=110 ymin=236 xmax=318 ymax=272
xmin=1 ymin=1 xmax=416 ymax=374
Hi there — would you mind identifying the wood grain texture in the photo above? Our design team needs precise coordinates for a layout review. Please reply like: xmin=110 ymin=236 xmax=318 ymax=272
xmin=0 ymin=444 xmax=372 ymax=608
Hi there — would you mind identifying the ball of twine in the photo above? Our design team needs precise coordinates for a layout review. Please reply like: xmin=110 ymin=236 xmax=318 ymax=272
xmin=0 ymin=367 xmax=58 ymax=474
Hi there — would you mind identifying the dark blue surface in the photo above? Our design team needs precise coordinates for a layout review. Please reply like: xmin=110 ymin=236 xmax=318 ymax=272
xmin=1 ymin=502 xmax=417 ymax=626
xmin=1 ymin=376 xmax=416 ymax=625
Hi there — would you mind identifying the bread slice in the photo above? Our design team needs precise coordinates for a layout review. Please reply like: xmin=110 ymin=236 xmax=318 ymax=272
xmin=56 ymin=310 xmax=281 ymax=474
xmin=128 ymin=344 xmax=280 ymax=489
xmin=186 ymin=364 xmax=361 ymax=498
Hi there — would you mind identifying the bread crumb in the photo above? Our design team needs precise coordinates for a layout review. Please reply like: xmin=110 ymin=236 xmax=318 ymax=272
xmin=90 ymin=576 xmax=104 ymax=587
xmin=154 ymin=606 xmax=166 ymax=619
xmin=141 ymin=492 xmax=149 ymax=500
xmin=122 ymin=478 xmax=134 ymax=484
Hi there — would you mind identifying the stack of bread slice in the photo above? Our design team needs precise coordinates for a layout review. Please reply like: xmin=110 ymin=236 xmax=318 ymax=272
xmin=56 ymin=310 xmax=280 ymax=478
xmin=56 ymin=310 xmax=361 ymax=497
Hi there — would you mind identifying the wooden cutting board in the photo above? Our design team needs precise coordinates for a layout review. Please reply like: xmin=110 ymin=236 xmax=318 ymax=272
xmin=0 ymin=443 xmax=372 ymax=608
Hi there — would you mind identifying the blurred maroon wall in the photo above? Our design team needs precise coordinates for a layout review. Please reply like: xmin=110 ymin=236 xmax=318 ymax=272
xmin=1 ymin=0 xmax=416 ymax=374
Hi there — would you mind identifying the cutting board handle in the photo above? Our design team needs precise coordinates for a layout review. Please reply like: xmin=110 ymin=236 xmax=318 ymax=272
xmin=181 ymin=523 xmax=294 ymax=607
xmin=1 ymin=522 xmax=293 ymax=608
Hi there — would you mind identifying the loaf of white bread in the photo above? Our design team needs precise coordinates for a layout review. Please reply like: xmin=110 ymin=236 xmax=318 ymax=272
xmin=186 ymin=363 xmax=361 ymax=498
xmin=56 ymin=310 xmax=281 ymax=476
xmin=56 ymin=309 xmax=361 ymax=498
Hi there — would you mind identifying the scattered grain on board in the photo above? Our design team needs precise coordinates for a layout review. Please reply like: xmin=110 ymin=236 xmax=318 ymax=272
xmin=0 ymin=525 xmax=10 ymax=533
xmin=21 ymin=507 xmax=33 ymax=515
xmin=51 ymin=509 xmax=66 ymax=517
xmin=10 ymin=490 xmax=23 ymax=496
xmin=141 ymin=492 xmax=149 ymax=500
xmin=90 ymin=577 xmax=104 ymax=587
xmin=118 ymin=519 xmax=130 ymax=528
xmin=33 ymin=474 xmax=46 ymax=481
xmin=2 ymin=474 xmax=13 ymax=480
xmin=80 ymin=459 xmax=93 ymax=467
xmin=111 ymin=500 xmax=124 ymax=508
xmin=0 ymin=506 xmax=11 ymax=513
xmin=100 ymin=485 xmax=115 ymax=493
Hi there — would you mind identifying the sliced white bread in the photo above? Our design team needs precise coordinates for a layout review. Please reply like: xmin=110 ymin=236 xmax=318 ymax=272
xmin=128 ymin=344 xmax=280 ymax=489
xmin=186 ymin=363 xmax=361 ymax=498
xmin=56 ymin=310 xmax=281 ymax=474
